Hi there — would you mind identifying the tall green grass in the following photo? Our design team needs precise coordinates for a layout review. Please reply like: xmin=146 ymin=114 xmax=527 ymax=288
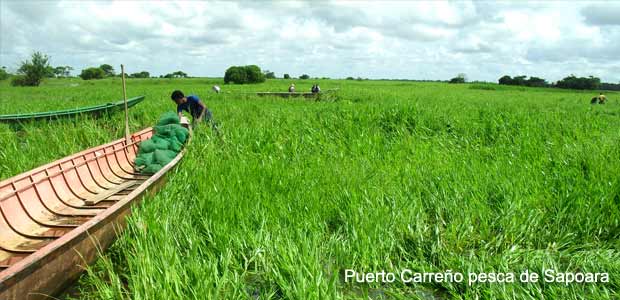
xmin=1 ymin=78 xmax=619 ymax=299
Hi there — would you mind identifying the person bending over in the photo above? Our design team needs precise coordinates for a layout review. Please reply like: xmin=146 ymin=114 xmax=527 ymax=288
xmin=170 ymin=90 xmax=212 ymax=127
xmin=598 ymin=92 xmax=607 ymax=104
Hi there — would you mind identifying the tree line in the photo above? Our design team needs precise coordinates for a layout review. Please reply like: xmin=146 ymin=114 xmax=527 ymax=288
xmin=5 ymin=51 xmax=618 ymax=90
xmin=499 ymin=74 xmax=620 ymax=91
xmin=4 ymin=52 xmax=74 ymax=86
xmin=1 ymin=51 xmax=193 ymax=86
xmin=223 ymin=65 xmax=317 ymax=84
xmin=79 ymin=65 xmax=161 ymax=80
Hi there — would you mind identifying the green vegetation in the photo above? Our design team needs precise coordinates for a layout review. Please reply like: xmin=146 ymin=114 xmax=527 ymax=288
xmin=80 ymin=67 xmax=106 ymax=80
xmin=498 ymin=74 xmax=619 ymax=91
xmin=11 ymin=51 xmax=51 ymax=86
xmin=0 ymin=67 xmax=10 ymax=80
xmin=99 ymin=64 xmax=115 ymax=77
xmin=163 ymin=71 xmax=188 ymax=78
xmin=0 ymin=79 xmax=618 ymax=299
xmin=556 ymin=75 xmax=601 ymax=90
xmin=499 ymin=75 xmax=548 ymax=87
xmin=53 ymin=66 xmax=73 ymax=78
xmin=224 ymin=65 xmax=266 ymax=84
xmin=449 ymin=74 xmax=467 ymax=84
xmin=130 ymin=71 xmax=150 ymax=78
xmin=264 ymin=70 xmax=276 ymax=79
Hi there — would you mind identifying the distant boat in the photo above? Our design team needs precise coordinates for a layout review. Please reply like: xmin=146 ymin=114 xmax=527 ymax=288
xmin=254 ymin=89 xmax=339 ymax=99
xmin=0 ymin=96 xmax=145 ymax=122
xmin=0 ymin=118 xmax=190 ymax=300
xmin=256 ymin=91 xmax=318 ymax=98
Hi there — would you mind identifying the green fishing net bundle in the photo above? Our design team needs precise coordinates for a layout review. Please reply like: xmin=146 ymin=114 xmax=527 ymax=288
xmin=134 ymin=112 xmax=189 ymax=174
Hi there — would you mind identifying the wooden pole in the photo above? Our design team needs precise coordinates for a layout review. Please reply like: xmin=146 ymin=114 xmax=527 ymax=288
xmin=121 ymin=64 xmax=130 ymax=145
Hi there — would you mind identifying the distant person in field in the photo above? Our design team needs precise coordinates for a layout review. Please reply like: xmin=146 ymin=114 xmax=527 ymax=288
xmin=212 ymin=85 xmax=221 ymax=94
xmin=170 ymin=90 xmax=212 ymax=127
xmin=288 ymin=83 xmax=295 ymax=93
xmin=598 ymin=92 xmax=607 ymax=104
xmin=311 ymin=84 xmax=321 ymax=93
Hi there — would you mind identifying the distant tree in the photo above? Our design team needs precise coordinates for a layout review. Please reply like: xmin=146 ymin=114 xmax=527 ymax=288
xmin=283 ymin=73 xmax=291 ymax=79
xmin=498 ymin=75 xmax=512 ymax=85
xmin=162 ymin=71 xmax=188 ymax=78
xmin=79 ymin=67 xmax=105 ymax=80
xmin=499 ymin=75 xmax=549 ymax=87
xmin=0 ymin=67 xmax=9 ymax=80
xmin=555 ymin=75 xmax=600 ymax=90
xmin=526 ymin=76 xmax=548 ymax=87
xmin=346 ymin=76 xmax=354 ymax=80
xmin=511 ymin=75 xmax=527 ymax=86
xmin=130 ymin=71 xmax=150 ymax=78
xmin=245 ymin=65 xmax=265 ymax=83
xmin=99 ymin=64 xmax=115 ymax=77
xmin=263 ymin=70 xmax=276 ymax=79
xmin=224 ymin=66 xmax=247 ymax=84
xmin=172 ymin=71 xmax=187 ymax=78
xmin=500 ymin=74 xmax=601 ymax=90
xmin=224 ymin=65 xmax=265 ymax=84
xmin=600 ymin=82 xmax=620 ymax=91
xmin=449 ymin=73 xmax=466 ymax=84
xmin=458 ymin=73 xmax=467 ymax=82
xmin=63 ymin=66 xmax=73 ymax=77
xmin=53 ymin=66 xmax=68 ymax=78
xmin=299 ymin=74 xmax=310 ymax=80
xmin=12 ymin=51 xmax=51 ymax=86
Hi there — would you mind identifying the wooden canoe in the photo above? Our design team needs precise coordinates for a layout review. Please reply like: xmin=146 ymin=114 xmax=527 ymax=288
xmin=255 ymin=92 xmax=318 ymax=98
xmin=0 ymin=96 xmax=145 ymax=122
xmin=254 ymin=89 xmax=339 ymax=99
xmin=0 ymin=118 xmax=189 ymax=300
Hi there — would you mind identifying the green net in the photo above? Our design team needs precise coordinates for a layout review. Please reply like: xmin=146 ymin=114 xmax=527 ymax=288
xmin=157 ymin=112 xmax=180 ymax=126
xmin=154 ymin=124 xmax=189 ymax=143
xmin=169 ymin=139 xmax=183 ymax=152
xmin=142 ymin=163 xmax=163 ymax=174
xmin=151 ymin=136 xmax=171 ymax=150
xmin=138 ymin=139 xmax=156 ymax=154
xmin=175 ymin=126 xmax=190 ymax=143
xmin=134 ymin=152 xmax=154 ymax=167
xmin=134 ymin=112 xmax=189 ymax=174
xmin=154 ymin=125 xmax=176 ymax=140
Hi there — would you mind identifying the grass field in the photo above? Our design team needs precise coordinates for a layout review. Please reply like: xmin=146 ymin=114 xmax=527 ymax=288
xmin=1 ymin=78 xmax=619 ymax=299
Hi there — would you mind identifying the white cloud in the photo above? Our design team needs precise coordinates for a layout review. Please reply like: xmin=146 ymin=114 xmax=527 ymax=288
xmin=582 ymin=3 xmax=620 ymax=26
xmin=0 ymin=0 xmax=618 ymax=82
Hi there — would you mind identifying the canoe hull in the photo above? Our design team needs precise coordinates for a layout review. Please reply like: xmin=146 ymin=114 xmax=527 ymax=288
xmin=0 ymin=169 xmax=173 ymax=299
xmin=0 ymin=96 xmax=145 ymax=122
xmin=0 ymin=121 xmax=188 ymax=299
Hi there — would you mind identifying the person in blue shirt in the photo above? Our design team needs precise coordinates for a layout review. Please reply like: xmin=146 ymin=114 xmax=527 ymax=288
xmin=170 ymin=90 xmax=212 ymax=127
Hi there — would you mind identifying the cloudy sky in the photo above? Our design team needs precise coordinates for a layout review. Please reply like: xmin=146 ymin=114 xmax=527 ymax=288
xmin=1 ymin=0 xmax=619 ymax=82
